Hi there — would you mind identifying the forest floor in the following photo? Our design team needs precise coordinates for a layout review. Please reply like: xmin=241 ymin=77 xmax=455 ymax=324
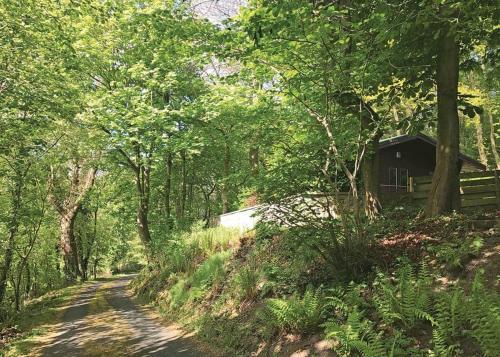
xmin=2 ymin=276 xmax=208 ymax=357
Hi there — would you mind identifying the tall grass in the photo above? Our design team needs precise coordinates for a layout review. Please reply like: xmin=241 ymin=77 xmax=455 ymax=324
xmin=157 ymin=226 xmax=239 ymax=275
xmin=234 ymin=266 xmax=260 ymax=301
xmin=149 ymin=225 xmax=240 ymax=309
xmin=186 ymin=226 xmax=240 ymax=255
xmin=169 ymin=251 xmax=231 ymax=308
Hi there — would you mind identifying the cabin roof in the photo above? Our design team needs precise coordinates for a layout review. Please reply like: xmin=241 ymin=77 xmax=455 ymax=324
xmin=379 ymin=133 xmax=486 ymax=171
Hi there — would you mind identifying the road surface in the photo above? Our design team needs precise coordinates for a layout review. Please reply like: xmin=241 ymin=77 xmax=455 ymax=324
xmin=37 ymin=276 xmax=205 ymax=357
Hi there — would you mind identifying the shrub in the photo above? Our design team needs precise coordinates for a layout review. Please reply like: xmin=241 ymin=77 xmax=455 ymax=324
xmin=254 ymin=221 xmax=281 ymax=242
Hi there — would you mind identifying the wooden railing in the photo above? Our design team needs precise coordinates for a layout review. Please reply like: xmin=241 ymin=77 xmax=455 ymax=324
xmin=410 ymin=170 xmax=500 ymax=209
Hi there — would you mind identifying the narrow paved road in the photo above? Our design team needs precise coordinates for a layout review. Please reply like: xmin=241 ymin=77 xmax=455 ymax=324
xmin=37 ymin=276 xmax=205 ymax=357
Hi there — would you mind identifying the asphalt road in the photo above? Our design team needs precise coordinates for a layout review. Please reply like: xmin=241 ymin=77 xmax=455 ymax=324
xmin=38 ymin=276 xmax=205 ymax=357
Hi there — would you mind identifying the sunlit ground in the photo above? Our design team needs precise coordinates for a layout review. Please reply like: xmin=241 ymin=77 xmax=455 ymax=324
xmin=5 ymin=277 xmax=203 ymax=357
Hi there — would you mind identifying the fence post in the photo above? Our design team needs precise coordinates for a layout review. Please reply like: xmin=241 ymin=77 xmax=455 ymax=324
xmin=408 ymin=176 xmax=414 ymax=204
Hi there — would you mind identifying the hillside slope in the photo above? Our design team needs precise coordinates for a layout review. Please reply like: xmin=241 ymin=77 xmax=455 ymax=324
xmin=133 ymin=212 xmax=499 ymax=356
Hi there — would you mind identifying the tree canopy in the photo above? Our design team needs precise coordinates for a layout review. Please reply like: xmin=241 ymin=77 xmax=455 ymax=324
xmin=0 ymin=0 xmax=498 ymax=316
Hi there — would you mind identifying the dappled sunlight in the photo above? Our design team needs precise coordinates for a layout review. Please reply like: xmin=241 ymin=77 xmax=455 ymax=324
xmin=78 ymin=281 xmax=135 ymax=356
xmin=103 ymin=278 xmax=201 ymax=356
xmin=1 ymin=0 xmax=497 ymax=356
xmin=28 ymin=277 xmax=204 ymax=357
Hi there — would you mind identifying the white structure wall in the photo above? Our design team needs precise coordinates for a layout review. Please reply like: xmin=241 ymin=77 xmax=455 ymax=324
xmin=219 ymin=205 xmax=262 ymax=231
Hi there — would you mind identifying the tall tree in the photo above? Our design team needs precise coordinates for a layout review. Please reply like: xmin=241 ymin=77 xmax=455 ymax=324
xmin=426 ymin=12 xmax=461 ymax=215
xmin=0 ymin=158 xmax=28 ymax=304
xmin=81 ymin=1 xmax=210 ymax=253
xmin=49 ymin=158 xmax=97 ymax=280
xmin=379 ymin=0 xmax=497 ymax=216
xmin=0 ymin=0 xmax=87 ymax=301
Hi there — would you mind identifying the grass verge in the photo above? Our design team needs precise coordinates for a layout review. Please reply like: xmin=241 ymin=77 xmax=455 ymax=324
xmin=0 ymin=282 xmax=91 ymax=356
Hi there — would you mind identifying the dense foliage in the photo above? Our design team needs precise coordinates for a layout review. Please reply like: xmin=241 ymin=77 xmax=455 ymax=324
xmin=0 ymin=1 xmax=498 ymax=355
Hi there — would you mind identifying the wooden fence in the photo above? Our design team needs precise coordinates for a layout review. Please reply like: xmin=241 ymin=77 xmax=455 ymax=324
xmin=410 ymin=169 xmax=500 ymax=209
xmin=214 ymin=171 xmax=499 ymax=231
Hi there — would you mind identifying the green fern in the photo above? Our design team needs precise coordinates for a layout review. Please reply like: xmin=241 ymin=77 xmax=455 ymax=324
xmin=434 ymin=287 xmax=465 ymax=339
xmin=324 ymin=309 xmax=389 ymax=357
xmin=324 ymin=283 xmax=367 ymax=316
xmin=466 ymin=272 xmax=500 ymax=356
xmin=431 ymin=328 xmax=459 ymax=357
xmin=322 ymin=264 xmax=499 ymax=356
xmin=261 ymin=287 xmax=324 ymax=332
xmin=373 ymin=262 xmax=434 ymax=329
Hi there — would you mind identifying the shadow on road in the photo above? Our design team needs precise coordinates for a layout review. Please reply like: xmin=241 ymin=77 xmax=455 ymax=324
xmin=39 ymin=276 xmax=204 ymax=357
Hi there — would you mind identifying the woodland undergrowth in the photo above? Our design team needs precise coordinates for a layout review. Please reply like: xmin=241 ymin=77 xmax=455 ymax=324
xmin=133 ymin=212 xmax=499 ymax=356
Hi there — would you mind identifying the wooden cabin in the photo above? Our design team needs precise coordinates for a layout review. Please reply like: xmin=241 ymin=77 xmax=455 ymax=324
xmin=378 ymin=134 xmax=486 ymax=192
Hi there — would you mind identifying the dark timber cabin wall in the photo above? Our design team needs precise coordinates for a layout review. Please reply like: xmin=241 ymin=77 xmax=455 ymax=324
xmin=379 ymin=141 xmax=437 ymax=192
xmin=377 ymin=134 xmax=485 ymax=193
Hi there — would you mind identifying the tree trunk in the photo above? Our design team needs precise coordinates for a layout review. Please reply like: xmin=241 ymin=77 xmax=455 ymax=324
xmin=476 ymin=112 xmax=489 ymax=168
xmin=164 ymin=152 xmax=173 ymax=223
xmin=361 ymin=142 xmax=381 ymax=220
xmin=486 ymin=109 xmax=499 ymax=169
xmin=14 ymin=261 xmax=24 ymax=311
xmin=203 ymin=191 xmax=211 ymax=227
xmin=180 ymin=151 xmax=187 ymax=219
xmin=60 ymin=207 xmax=81 ymax=280
xmin=0 ymin=176 xmax=23 ymax=305
xmin=80 ymin=206 xmax=98 ymax=281
xmin=93 ymin=258 xmax=99 ymax=280
xmin=361 ymin=109 xmax=383 ymax=220
xmin=14 ymin=255 xmax=32 ymax=310
xmin=25 ymin=263 xmax=31 ymax=298
xmin=50 ymin=164 xmax=96 ymax=280
xmin=221 ymin=142 xmax=231 ymax=214
xmin=33 ymin=262 xmax=40 ymax=295
xmin=187 ymin=181 xmax=194 ymax=212
xmin=0 ymin=228 xmax=16 ymax=305
xmin=426 ymin=21 xmax=461 ymax=216
xmin=137 ymin=204 xmax=151 ymax=248
xmin=348 ymin=176 xmax=363 ymax=241
xmin=81 ymin=258 xmax=88 ymax=281
xmin=134 ymin=162 xmax=151 ymax=254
